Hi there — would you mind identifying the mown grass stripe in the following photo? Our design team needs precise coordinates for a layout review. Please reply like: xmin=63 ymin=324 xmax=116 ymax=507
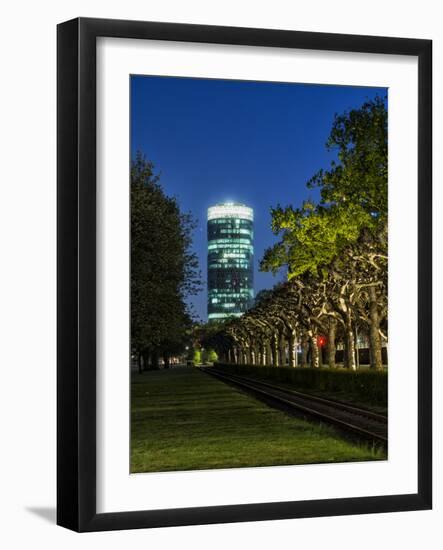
xmin=131 ymin=367 xmax=386 ymax=473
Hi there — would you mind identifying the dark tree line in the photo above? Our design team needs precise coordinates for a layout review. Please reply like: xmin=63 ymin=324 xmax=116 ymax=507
xmin=202 ymin=98 xmax=388 ymax=371
xmin=131 ymin=153 xmax=201 ymax=371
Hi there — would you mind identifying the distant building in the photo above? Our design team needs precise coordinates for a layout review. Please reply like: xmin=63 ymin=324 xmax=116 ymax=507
xmin=207 ymin=202 xmax=254 ymax=321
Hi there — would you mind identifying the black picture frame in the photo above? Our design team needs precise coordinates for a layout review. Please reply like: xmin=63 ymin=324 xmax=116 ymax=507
xmin=57 ymin=17 xmax=432 ymax=532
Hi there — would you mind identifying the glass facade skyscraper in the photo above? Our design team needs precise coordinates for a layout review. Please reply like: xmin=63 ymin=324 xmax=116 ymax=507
xmin=207 ymin=202 xmax=254 ymax=321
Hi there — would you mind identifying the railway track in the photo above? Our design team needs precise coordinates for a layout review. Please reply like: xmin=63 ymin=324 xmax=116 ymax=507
xmin=201 ymin=367 xmax=388 ymax=446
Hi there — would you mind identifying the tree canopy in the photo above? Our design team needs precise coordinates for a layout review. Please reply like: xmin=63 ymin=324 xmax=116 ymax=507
xmin=309 ymin=96 xmax=387 ymax=217
xmin=206 ymin=98 xmax=388 ymax=371
xmin=261 ymin=97 xmax=387 ymax=280
xmin=131 ymin=153 xmax=201 ymax=369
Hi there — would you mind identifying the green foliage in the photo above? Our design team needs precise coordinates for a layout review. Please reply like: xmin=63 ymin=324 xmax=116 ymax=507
xmin=191 ymin=344 xmax=218 ymax=365
xmin=261 ymin=201 xmax=373 ymax=278
xmin=131 ymin=152 xmax=201 ymax=358
xmin=310 ymin=96 xmax=388 ymax=217
xmin=209 ymin=98 xmax=388 ymax=374
xmin=216 ymin=364 xmax=387 ymax=408
xmin=202 ymin=349 xmax=218 ymax=363
xmin=260 ymin=97 xmax=387 ymax=280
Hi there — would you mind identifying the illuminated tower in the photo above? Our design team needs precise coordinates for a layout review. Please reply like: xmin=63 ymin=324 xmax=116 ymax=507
xmin=207 ymin=202 xmax=254 ymax=321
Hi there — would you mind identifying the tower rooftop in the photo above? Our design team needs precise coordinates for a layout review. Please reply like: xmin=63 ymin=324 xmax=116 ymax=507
xmin=207 ymin=202 xmax=254 ymax=221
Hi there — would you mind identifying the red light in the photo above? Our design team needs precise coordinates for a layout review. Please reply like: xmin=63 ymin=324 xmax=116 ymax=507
xmin=317 ymin=336 xmax=327 ymax=347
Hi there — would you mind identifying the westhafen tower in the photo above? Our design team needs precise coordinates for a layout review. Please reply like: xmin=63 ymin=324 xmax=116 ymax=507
xmin=207 ymin=202 xmax=254 ymax=321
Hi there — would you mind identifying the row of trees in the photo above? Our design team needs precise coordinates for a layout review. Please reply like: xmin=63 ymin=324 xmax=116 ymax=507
xmin=131 ymin=153 xmax=201 ymax=371
xmin=202 ymin=97 xmax=388 ymax=371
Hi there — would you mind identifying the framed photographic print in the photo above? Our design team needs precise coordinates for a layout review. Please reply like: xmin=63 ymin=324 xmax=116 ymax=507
xmin=57 ymin=17 xmax=432 ymax=532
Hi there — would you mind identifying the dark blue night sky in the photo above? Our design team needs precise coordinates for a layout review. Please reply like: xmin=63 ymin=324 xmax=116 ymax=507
xmin=131 ymin=76 xmax=387 ymax=321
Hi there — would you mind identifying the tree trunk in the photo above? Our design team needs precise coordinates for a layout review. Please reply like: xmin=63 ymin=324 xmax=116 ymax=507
xmin=310 ymin=334 xmax=320 ymax=368
xmin=344 ymin=320 xmax=357 ymax=371
xmin=301 ymin=338 xmax=308 ymax=368
xmin=259 ymin=343 xmax=265 ymax=366
xmin=265 ymin=341 xmax=272 ymax=366
xmin=279 ymin=334 xmax=286 ymax=367
xmin=271 ymin=334 xmax=279 ymax=367
xmin=288 ymin=331 xmax=296 ymax=368
xmin=355 ymin=327 xmax=360 ymax=370
xmin=137 ymin=352 xmax=142 ymax=374
xmin=163 ymin=353 xmax=170 ymax=369
xmin=327 ymin=320 xmax=337 ymax=369
xmin=369 ymin=286 xmax=383 ymax=370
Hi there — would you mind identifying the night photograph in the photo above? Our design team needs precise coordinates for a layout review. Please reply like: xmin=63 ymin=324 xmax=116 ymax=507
xmin=130 ymin=75 xmax=388 ymax=473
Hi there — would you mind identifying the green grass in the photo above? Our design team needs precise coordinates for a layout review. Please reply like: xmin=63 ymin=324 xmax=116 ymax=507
xmin=131 ymin=367 xmax=386 ymax=473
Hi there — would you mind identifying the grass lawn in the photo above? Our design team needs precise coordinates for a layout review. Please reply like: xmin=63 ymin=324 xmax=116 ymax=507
xmin=131 ymin=367 xmax=386 ymax=473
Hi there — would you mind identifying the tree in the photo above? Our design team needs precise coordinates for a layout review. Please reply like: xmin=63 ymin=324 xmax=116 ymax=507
xmin=202 ymin=98 xmax=388 ymax=372
xmin=343 ymin=226 xmax=388 ymax=370
xmin=261 ymin=200 xmax=372 ymax=278
xmin=131 ymin=152 xmax=201 ymax=369
xmin=260 ymin=98 xmax=387 ymax=370
xmin=308 ymin=96 xmax=387 ymax=219
xmin=261 ymin=97 xmax=387 ymax=280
